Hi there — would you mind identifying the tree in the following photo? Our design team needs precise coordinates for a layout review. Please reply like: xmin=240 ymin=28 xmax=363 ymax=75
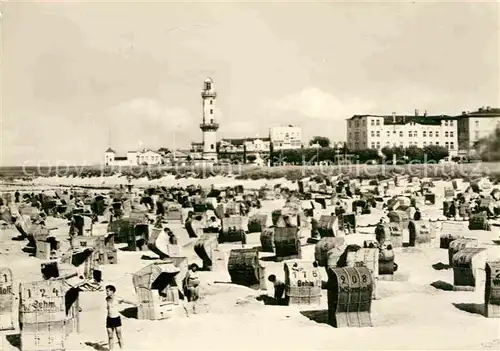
xmin=354 ymin=149 xmax=380 ymax=163
xmin=158 ymin=147 xmax=170 ymax=154
xmin=381 ymin=146 xmax=405 ymax=160
xmin=247 ymin=155 xmax=257 ymax=163
xmin=309 ymin=136 xmax=331 ymax=148
xmin=423 ymin=145 xmax=449 ymax=162
xmin=475 ymin=126 xmax=500 ymax=161
xmin=405 ymin=145 xmax=424 ymax=162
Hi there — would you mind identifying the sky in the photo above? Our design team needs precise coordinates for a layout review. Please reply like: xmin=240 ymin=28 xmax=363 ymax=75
xmin=1 ymin=0 xmax=499 ymax=166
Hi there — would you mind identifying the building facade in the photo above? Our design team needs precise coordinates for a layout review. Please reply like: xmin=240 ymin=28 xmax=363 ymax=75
xmin=457 ymin=107 xmax=500 ymax=154
xmin=346 ymin=111 xmax=459 ymax=155
xmin=218 ymin=137 xmax=271 ymax=154
xmin=104 ymin=148 xmax=162 ymax=166
xmin=269 ymin=125 xmax=302 ymax=150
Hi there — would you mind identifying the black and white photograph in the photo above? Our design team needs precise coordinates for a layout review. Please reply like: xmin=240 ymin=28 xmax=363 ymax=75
xmin=0 ymin=1 xmax=499 ymax=350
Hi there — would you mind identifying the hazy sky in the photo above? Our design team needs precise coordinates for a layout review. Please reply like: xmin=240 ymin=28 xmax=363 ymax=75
xmin=2 ymin=0 xmax=499 ymax=166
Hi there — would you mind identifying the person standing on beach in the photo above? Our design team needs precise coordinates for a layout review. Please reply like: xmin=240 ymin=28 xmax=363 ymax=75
xmin=105 ymin=285 xmax=136 ymax=350
xmin=184 ymin=264 xmax=200 ymax=299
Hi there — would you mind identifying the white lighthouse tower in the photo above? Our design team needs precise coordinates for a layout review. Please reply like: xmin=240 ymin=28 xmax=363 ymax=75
xmin=200 ymin=77 xmax=219 ymax=161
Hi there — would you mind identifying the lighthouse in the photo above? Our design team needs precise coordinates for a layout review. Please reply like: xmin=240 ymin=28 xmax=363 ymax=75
xmin=200 ymin=77 xmax=219 ymax=161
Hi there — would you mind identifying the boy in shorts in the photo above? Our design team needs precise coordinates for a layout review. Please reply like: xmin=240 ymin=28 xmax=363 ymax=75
xmin=105 ymin=285 xmax=136 ymax=350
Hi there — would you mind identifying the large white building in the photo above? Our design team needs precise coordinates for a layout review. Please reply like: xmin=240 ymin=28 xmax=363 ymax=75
xmin=269 ymin=125 xmax=302 ymax=150
xmin=346 ymin=110 xmax=459 ymax=155
xmin=104 ymin=148 xmax=162 ymax=166
xmin=457 ymin=107 xmax=500 ymax=154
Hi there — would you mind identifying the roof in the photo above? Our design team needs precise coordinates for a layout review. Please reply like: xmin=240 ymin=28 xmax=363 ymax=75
xmin=461 ymin=107 xmax=500 ymax=118
xmin=105 ymin=147 xmax=115 ymax=153
xmin=348 ymin=114 xmax=457 ymax=126
xmin=133 ymin=263 xmax=180 ymax=289
xmin=205 ymin=77 xmax=213 ymax=83
xmin=222 ymin=137 xmax=271 ymax=145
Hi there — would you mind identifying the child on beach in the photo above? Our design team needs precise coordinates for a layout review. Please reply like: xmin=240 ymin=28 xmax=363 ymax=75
xmin=105 ymin=285 xmax=136 ymax=350
xmin=268 ymin=274 xmax=286 ymax=304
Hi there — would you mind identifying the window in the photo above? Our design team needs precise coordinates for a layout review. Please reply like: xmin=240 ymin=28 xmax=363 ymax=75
xmin=211 ymin=144 xmax=214 ymax=150
xmin=362 ymin=119 xmax=365 ymax=125
xmin=414 ymin=131 xmax=418 ymax=137
xmin=475 ymin=131 xmax=480 ymax=139
xmin=423 ymin=141 xmax=427 ymax=146
xmin=355 ymin=121 xmax=359 ymax=127
xmin=376 ymin=120 xmax=380 ymax=126
xmin=450 ymin=131 xmax=454 ymax=138
xmin=450 ymin=142 xmax=454 ymax=150
xmin=445 ymin=142 xmax=449 ymax=149
xmin=371 ymin=142 xmax=375 ymax=149
xmin=376 ymin=142 xmax=380 ymax=149
xmin=210 ymin=100 xmax=213 ymax=105
xmin=400 ymin=142 xmax=403 ymax=146
xmin=210 ymin=119 xmax=214 ymax=124
xmin=371 ymin=120 xmax=375 ymax=126
xmin=445 ymin=120 xmax=448 ymax=126
xmin=423 ymin=131 xmax=427 ymax=137
xmin=376 ymin=131 xmax=380 ymax=137
xmin=370 ymin=131 xmax=375 ymax=137
xmin=387 ymin=131 xmax=390 ymax=137
xmin=348 ymin=133 xmax=352 ymax=139
xmin=210 ymin=109 xmax=213 ymax=114
xmin=409 ymin=131 xmax=412 ymax=137
xmin=399 ymin=131 xmax=403 ymax=137
xmin=435 ymin=131 xmax=439 ymax=137
xmin=449 ymin=120 xmax=453 ymax=126
xmin=475 ymin=120 xmax=479 ymax=127
xmin=429 ymin=131 xmax=433 ymax=137
xmin=205 ymin=82 xmax=212 ymax=90
xmin=436 ymin=142 xmax=439 ymax=145
xmin=445 ymin=132 xmax=449 ymax=137
xmin=386 ymin=141 xmax=390 ymax=145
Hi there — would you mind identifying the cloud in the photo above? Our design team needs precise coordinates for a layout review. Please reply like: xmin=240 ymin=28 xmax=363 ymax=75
xmin=107 ymin=98 xmax=196 ymax=151
xmin=273 ymin=87 xmax=375 ymax=121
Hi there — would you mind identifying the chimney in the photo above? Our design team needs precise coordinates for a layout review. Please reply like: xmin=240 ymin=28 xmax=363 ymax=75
xmin=424 ymin=110 xmax=427 ymax=117
xmin=462 ymin=111 xmax=466 ymax=115
xmin=392 ymin=112 xmax=396 ymax=124
xmin=415 ymin=109 xmax=419 ymax=116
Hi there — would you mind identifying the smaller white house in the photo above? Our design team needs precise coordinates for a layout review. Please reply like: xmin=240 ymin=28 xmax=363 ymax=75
xmin=104 ymin=148 xmax=163 ymax=166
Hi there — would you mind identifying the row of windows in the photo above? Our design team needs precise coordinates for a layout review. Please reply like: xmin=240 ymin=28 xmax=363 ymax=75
xmin=138 ymin=156 xmax=161 ymax=162
xmin=348 ymin=119 xmax=456 ymax=128
xmin=369 ymin=141 xmax=455 ymax=149
xmin=362 ymin=130 xmax=456 ymax=138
